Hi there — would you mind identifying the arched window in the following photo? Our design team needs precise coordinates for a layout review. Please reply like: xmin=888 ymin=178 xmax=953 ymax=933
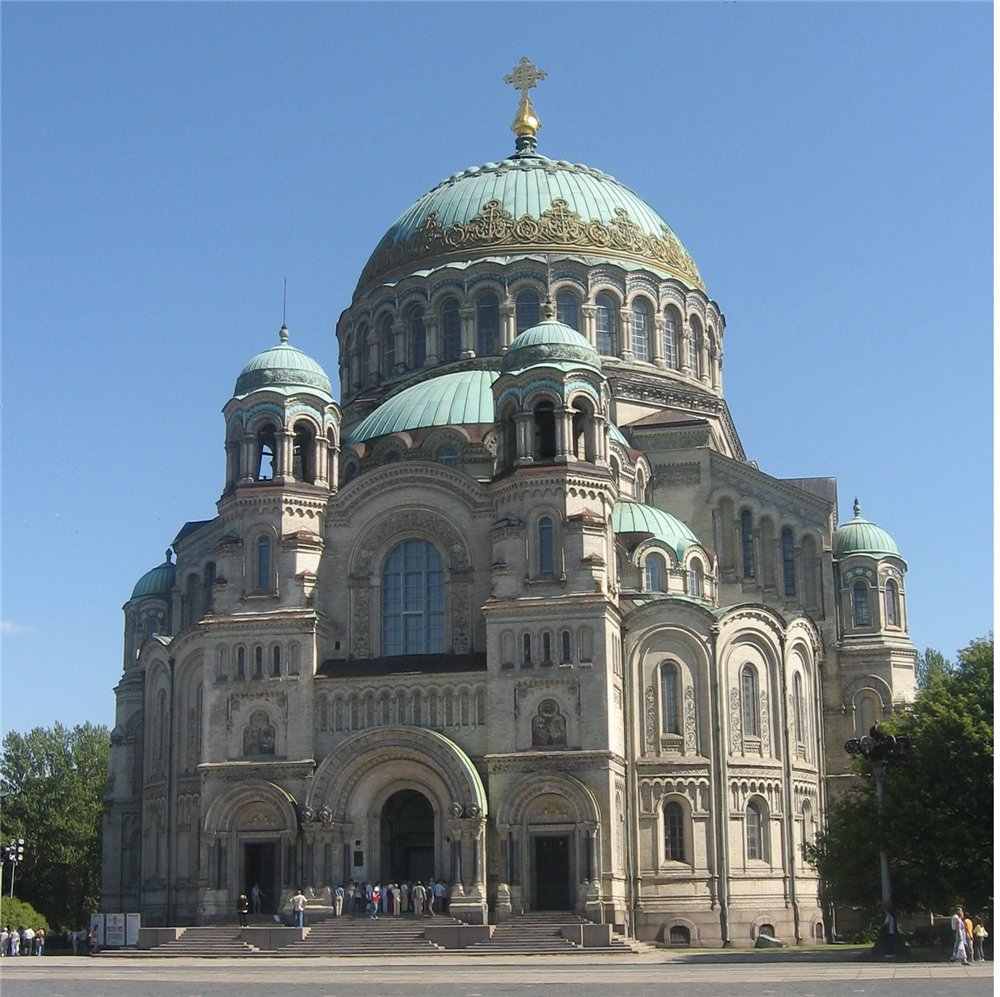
xmin=631 ymin=299 xmax=653 ymax=361
xmin=292 ymin=421 xmax=315 ymax=483
xmin=256 ymin=535 xmax=271 ymax=591
xmin=801 ymin=535 xmax=818 ymax=608
xmin=690 ymin=316 xmax=704 ymax=378
xmin=660 ymin=662 xmax=681 ymax=734
xmin=501 ymin=631 xmax=515 ymax=667
xmin=801 ymin=800 xmax=816 ymax=858
xmin=740 ymin=509 xmax=755 ymax=578
xmin=885 ymin=579 xmax=900 ymax=627
xmin=645 ymin=553 xmax=667 ymax=593
xmin=440 ymin=297 xmax=461 ymax=361
xmin=382 ymin=540 xmax=444 ymax=656
xmin=561 ymin=629 xmax=572 ymax=664
xmin=476 ymin=293 xmax=499 ymax=355
xmin=610 ymin=457 xmax=621 ymax=486
xmin=781 ymin=527 xmax=796 ymax=597
xmin=857 ymin=690 xmax=881 ymax=737
xmin=522 ymin=633 xmax=532 ymax=666
xmin=216 ymin=646 xmax=228 ymax=681
xmin=741 ymin=664 xmax=760 ymax=737
xmin=236 ymin=646 xmax=246 ymax=681
xmin=571 ymin=399 xmax=595 ymax=461
xmin=203 ymin=561 xmax=216 ymax=612
xmin=271 ymin=645 xmax=281 ymax=677
xmin=556 ymin=289 xmax=580 ymax=330
xmin=533 ymin=401 xmax=556 ymax=461
xmin=256 ymin=423 xmax=277 ymax=480
xmin=664 ymin=801 xmax=685 ymax=860
xmin=663 ymin=307 xmax=681 ymax=369
xmin=380 ymin=314 xmax=395 ymax=377
xmin=437 ymin=445 xmax=459 ymax=466
xmin=408 ymin=305 xmax=426 ymax=369
xmin=185 ymin=572 xmax=200 ymax=626
xmin=793 ymin=671 xmax=806 ymax=747
xmin=253 ymin=645 xmax=263 ymax=679
xmin=687 ymin=558 xmax=704 ymax=598
xmin=515 ymin=288 xmax=540 ymax=334
xmin=852 ymin=581 xmax=871 ymax=627
xmin=356 ymin=323 xmax=371 ymax=386
xmin=669 ymin=924 xmax=691 ymax=946
xmin=746 ymin=800 xmax=766 ymax=860
xmin=635 ymin=469 xmax=646 ymax=504
xmin=595 ymin=291 xmax=618 ymax=355
xmin=542 ymin=631 xmax=552 ymax=663
xmin=538 ymin=516 xmax=554 ymax=577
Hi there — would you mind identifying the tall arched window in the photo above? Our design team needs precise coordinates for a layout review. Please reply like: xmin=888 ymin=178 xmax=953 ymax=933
xmin=885 ymin=579 xmax=900 ymax=627
xmin=688 ymin=558 xmax=704 ymax=598
xmin=515 ymin=288 xmax=540 ymax=334
xmin=561 ymin=629 xmax=572 ymax=664
xmin=380 ymin=314 xmax=395 ymax=376
xmin=595 ymin=292 xmax=618 ymax=355
xmin=538 ymin=516 xmax=554 ymax=577
xmin=533 ymin=401 xmax=556 ymax=461
xmin=476 ymin=293 xmax=499 ymax=355
xmin=271 ymin=645 xmax=281 ymax=677
xmin=631 ymin=299 xmax=653 ymax=361
xmin=801 ymin=535 xmax=818 ymax=608
xmin=793 ymin=671 xmax=806 ymax=747
xmin=741 ymin=664 xmax=760 ymax=737
xmin=740 ymin=509 xmax=755 ymax=578
xmin=645 ymin=553 xmax=667 ymax=593
xmin=801 ymin=800 xmax=816 ymax=858
xmin=253 ymin=645 xmax=263 ymax=678
xmin=236 ymin=646 xmax=246 ymax=681
xmin=556 ymin=289 xmax=580 ymax=330
xmin=660 ymin=662 xmax=681 ymax=734
xmin=781 ymin=527 xmax=796 ymax=597
xmin=746 ymin=800 xmax=766 ymax=860
xmin=408 ymin=305 xmax=426 ymax=369
xmin=522 ymin=632 xmax=532 ymax=666
xmin=664 ymin=801 xmax=685 ymax=861
xmin=292 ymin=421 xmax=315 ymax=483
xmin=635 ymin=469 xmax=647 ymax=504
xmin=203 ymin=561 xmax=216 ymax=612
xmin=256 ymin=535 xmax=271 ymax=591
xmin=663 ymin=307 xmax=681 ymax=368
xmin=256 ymin=423 xmax=277 ymax=480
xmin=356 ymin=323 xmax=371 ymax=386
xmin=382 ymin=540 xmax=444 ymax=656
xmin=691 ymin=316 xmax=704 ymax=378
xmin=852 ymin=581 xmax=871 ymax=627
xmin=440 ymin=297 xmax=461 ymax=361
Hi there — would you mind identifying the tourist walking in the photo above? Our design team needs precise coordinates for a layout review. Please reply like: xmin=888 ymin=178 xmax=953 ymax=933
xmin=434 ymin=879 xmax=447 ymax=915
xmin=22 ymin=926 xmax=34 ymax=955
xmin=250 ymin=882 xmax=262 ymax=914
xmin=291 ymin=888 xmax=308 ymax=929
xmin=973 ymin=918 xmax=988 ymax=961
xmin=87 ymin=927 xmax=98 ymax=956
xmin=34 ymin=929 xmax=44 ymax=956
xmin=950 ymin=907 xmax=969 ymax=964
xmin=238 ymin=893 xmax=250 ymax=928
xmin=964 ymin=912 xmax=975 ymax=963
xmin=401 ymin=881 xmax=411 ymax=914
xmin=413 ymin=881 xmax=426 ymax=918
xmin=334 ymin=884 xmax=344 ymax=917
xmin=0 ymin=927 xmax=7 ymax=957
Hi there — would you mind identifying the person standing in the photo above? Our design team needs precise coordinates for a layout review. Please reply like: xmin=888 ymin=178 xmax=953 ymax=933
xmin=238 ymin=893 xmax=250 ymax=928
xmin=964 ymin=912 xmax=975 ymax=963
xmin=334 ymin=884 xmax=344 ymax=918
xmin=413 ymin=881 xmax=426 ymax=918
xmin=973 ymin=918 xmax=988 ymax=961
xmin=950 ymin=907 xmax=969 ymax=964
xmin=290 ymin=888 xmax=307 ymax=929
xmin=0 ymin=927 xmax=7 ymax=957
xmin=250 ymin=882 xmax=262 ymax=914
xmin=22 ymin=927 xmax=33 ymax=956
xmin=34 ymin=929 xmax=44 ymax=956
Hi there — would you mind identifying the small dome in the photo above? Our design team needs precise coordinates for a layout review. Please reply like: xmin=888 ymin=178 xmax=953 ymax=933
xmin=834 ymin=499 xmax=901 ymax=558
xmin=234 ymin=326 xmax=333 ymax=399
xmin=501 ymin=319 xmax=601 ymax=372
xmin=131 ymin=552 xmax=176 ymax=600
xmin=349 ymin=369 xmax=500 ymax=444
xmin=612 ymin=500 xmax=700 ymax=560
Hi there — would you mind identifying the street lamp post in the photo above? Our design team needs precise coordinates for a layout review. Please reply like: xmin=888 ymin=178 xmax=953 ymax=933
xmin=844 ymin=724 xmax=912 ymax=924
xmin=2 ymin=839 xmax=26 ymax=898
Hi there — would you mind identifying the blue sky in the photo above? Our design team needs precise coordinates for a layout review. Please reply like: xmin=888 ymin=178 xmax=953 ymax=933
xmin=2 ymin=2 xmax=991 ymax=733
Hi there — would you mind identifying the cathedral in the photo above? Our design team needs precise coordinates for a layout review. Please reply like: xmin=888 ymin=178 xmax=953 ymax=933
xmin=102 ymin=61 xmax=916 ymax=945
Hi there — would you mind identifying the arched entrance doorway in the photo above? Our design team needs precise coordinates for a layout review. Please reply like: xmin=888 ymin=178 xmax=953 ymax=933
xmin=380 ymin=789 xmax=435 ymax=882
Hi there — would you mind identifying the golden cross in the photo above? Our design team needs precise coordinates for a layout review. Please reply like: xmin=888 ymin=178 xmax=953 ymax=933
xmin=504 ymin=57 xmax=547 ymax=98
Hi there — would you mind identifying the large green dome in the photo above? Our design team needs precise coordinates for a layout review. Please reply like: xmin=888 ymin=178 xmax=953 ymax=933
xmin=234 ymin=326 xmax=333 ymax=399
xmin=357 ymin=151 xmax=703 ymax=294
xmin=501 ymin=318 xmax=601 ymax=372
xmin=612 ymin=501 xmax=700 ymax=560
xmin=834 ymin=501 xmax=901 ymax=558
xmin=131 ymin=553 xmax=176 ymax=600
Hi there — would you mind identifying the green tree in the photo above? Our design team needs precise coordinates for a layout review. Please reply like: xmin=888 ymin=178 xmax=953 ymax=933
xmin=915 ymin=646 xmax=952 ymax=689
xmin=0 ymin=723 xmax=109 ymax=929
xmin=809 ymin=636 xmax=993 ymax=918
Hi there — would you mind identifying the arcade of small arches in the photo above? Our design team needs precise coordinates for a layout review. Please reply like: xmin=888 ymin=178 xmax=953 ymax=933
xmin=339 ymin=266 xmax=724 ymax=401
xmin=225 ymin=415 xmax=340 ymax=490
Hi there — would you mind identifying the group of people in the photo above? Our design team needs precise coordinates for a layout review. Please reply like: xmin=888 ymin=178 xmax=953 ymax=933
xmin=0 ymin=926 xmax=45 ymax=956
xmin=340 ymin=879 xmax=447 ymax=920
xmin=951 ymin=906 xmax=989 ymax=964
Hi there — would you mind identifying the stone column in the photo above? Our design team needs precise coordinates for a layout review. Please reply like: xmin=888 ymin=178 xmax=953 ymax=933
xmin=314 ymin=436 xmax=328 ymax=487
xmin=460 ymin=305 xmax=476 ymax=358
xmin=514 ymin=412 xmax=534 ymax=466
xmin=700 ymin=339 xmax=710 ymax=384
xmin=368 ymin=338 xmax=380 ymax=384
xmin=652 ymin=316 xmax=666 ymax=367
xmin=392 ymin=319 xmax=406 ymax=374
xmin=619 ymin=308 xmax=633 ymax=361
xmin=593 ymin=414 xmax=608 ymax=464
xmin=555 ymin=406 xmax=573 ymax=463
xmin=581 ymin=304 xmax=597 ymax=349
xmin=241 ymin=434 xmax=256 ymax=483
xmin=424 ymin=316 xmax=440 ymax=366
xmin=681 ymin=322 xmax=694 ymax=376
xmin=500 ymin=299 xmax=516 ymax=351
xmin=276 ymin=430 xmax=293 ymax=483
xmin=715 ymin=351 xmax=724 ymax=393
xmin=328 ymin=443 xmax=341 ymax=491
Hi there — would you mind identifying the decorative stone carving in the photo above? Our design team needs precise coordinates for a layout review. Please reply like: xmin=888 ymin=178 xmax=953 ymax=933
xmin=242 ymin=711 xmax=275 ymax=757
xmin=759 ymin=690 xmax=770 ymax=754
xmin=644 ymin=685 xmax=657 ymax=753
xmin=729 ymin=687 xmax=742 ymax=748
xmin=683 ymin=685 xmax=698 ymax=754
xmin=531 ymin=699 xmax=567 ymax=748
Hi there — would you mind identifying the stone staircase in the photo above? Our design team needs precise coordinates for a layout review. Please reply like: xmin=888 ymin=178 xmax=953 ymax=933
xmin=279 ymin=913 xmax=453 ymax=956
xmin=468 ymin=911 xmax=634 ymax=955
xmin=153 ymin=927 xmax=261 ymax=957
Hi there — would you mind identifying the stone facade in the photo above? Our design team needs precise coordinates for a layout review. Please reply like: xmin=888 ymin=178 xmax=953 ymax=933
xmin=102 ymin=121 xmax=916 ymax=946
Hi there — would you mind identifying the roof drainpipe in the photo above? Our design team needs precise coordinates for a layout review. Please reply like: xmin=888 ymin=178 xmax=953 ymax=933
xmin=778 ymin=632 xmax=801 ymax=943
xmin=621 ymin=623 xmax=639 ymax=940
xmin=166 ymin=655 xmax=176 ymax=926
xmin=709 ymin=624 xmax=731 ymax=946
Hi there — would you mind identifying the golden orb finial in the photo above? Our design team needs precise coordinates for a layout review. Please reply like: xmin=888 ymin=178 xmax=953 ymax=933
xmin=504 ymin=57 xmax=546 ymax=152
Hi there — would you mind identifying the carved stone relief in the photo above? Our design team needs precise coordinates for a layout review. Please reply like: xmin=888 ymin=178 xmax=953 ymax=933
xmin=683 ymin=685 xmax=698 ymax=754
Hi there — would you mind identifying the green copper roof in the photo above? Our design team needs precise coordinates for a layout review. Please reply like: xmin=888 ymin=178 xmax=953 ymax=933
xmin=235 ymin=326 xmax=333 ymax=399
xmin=358 ymin=151 xmax=703 ymax=293
xmin=131 ymin=554 xmax=176 ymax=600
xmin=502 ymin=319 xmax=601 ymax=372
xmin=612 ymin=501 xmax=700 ymax=559
xmin=349 ymin=370 xmax=500 ymax=443
xmin=834 ymin=500 xmax=901 ymax=558
xmin=608 ymin=423 xmax=628 ymax=447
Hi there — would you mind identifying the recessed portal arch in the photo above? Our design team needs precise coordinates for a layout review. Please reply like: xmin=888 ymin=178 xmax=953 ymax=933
xmin=380 ymin=788 xmax=435 ymax=883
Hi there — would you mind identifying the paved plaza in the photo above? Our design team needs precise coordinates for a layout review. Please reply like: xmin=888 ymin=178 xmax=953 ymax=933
xmin=0 ymin=955 xmax=992 ymax=996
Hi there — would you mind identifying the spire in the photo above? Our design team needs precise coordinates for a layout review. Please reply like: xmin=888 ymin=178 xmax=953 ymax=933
xmin=504 ymin=57 xmax=546 ymax=155
xmin=853 ymin=497 xmax=861 ymax=518
xmin=279 ymin=277 xmax=289 ymax=342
